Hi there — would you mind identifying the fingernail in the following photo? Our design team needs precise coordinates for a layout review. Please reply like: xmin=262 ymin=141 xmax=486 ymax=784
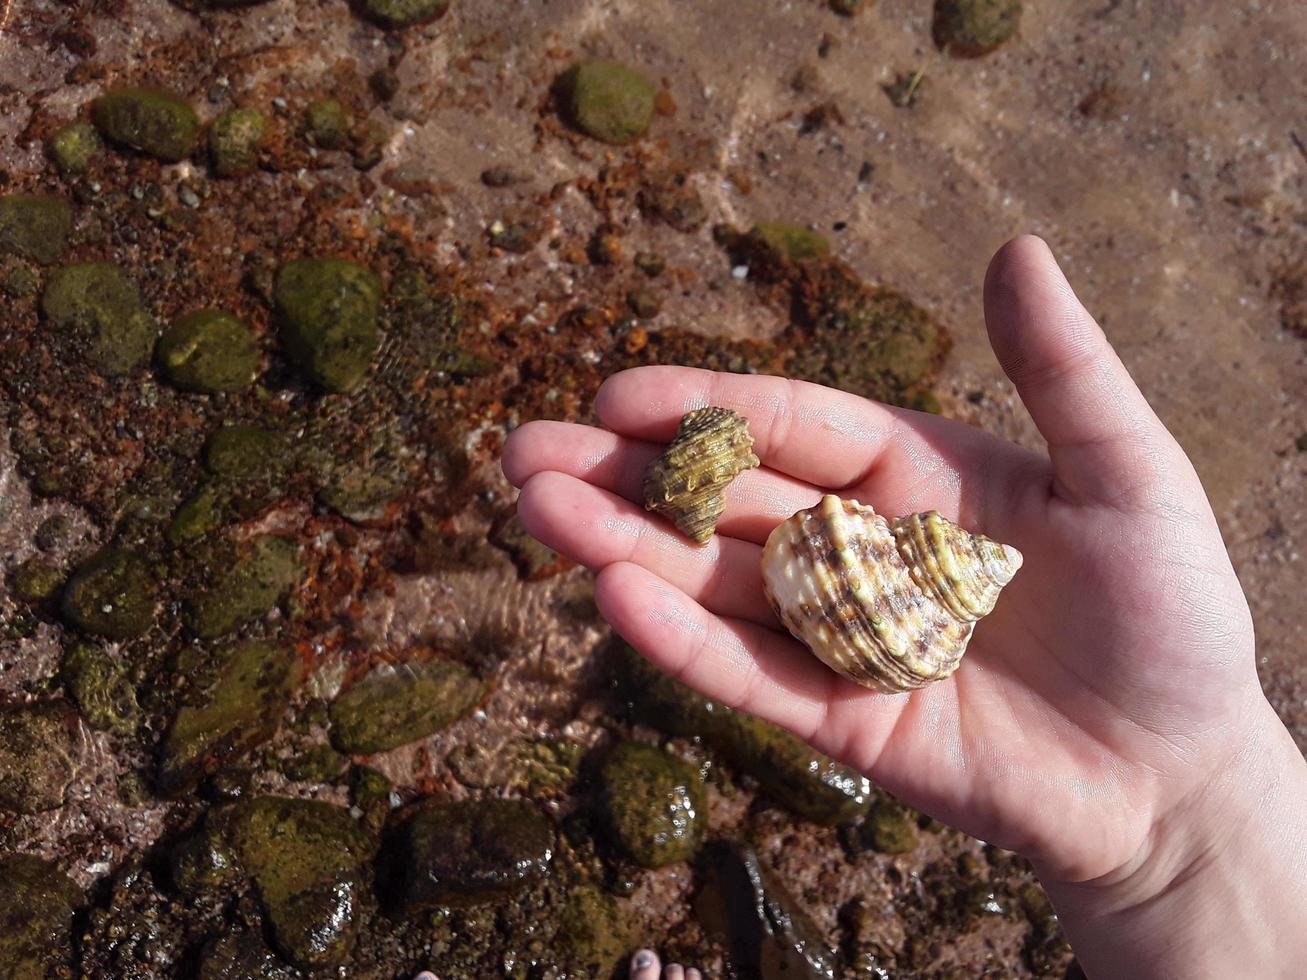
xmin=634 ymin=951 xmax=654 ymax=968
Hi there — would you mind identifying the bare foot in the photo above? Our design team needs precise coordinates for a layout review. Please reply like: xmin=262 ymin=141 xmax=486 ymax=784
xmin=630 ymin=949 xmax=703 ymax=980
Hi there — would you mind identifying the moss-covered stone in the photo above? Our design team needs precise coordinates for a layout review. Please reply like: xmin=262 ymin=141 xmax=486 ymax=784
xmin=49 ymin=121 xmax=104 ymax=176
xmin=203 ymin=425 xmax=286 ymax=479
xmin=555 ymin=882 xmax=632 ymax=974
xmin=355 ymin=0 xmax=449 ymax=29
xmin=0 ymin=194 xmax=73 ymax=265
xmin=157 ymin=309 xmax=260 ymax=392
xmin=0 ymin=255 xmax=37 ymax=298
xmin=932 ymin=0 xmax=1022 ymax=57
xmin=328 ymin=659 xmax=484 ymax=753
xmin=186 ymin=535 xmax=301 ymax=639
xmin=274 ymin=257 xmax=382 ymax=392
xmin=621 ymin=650 xmax=870 ymax=825
xmin=159 ymin=640 xmax=303 ymax=793
xmin=447 ymin=737 xmax=584 ymax=793
xmin=316 ymin=458 xmax=406 ymax=522
xmin=167 ymin=484 xmax=226 ymax=544
xmin=348 ymin=764 xmax=393 ymax=807
xmin=61 ymin=547 xmax=156 ymax=640
xmin=62 ymin=641 xmax=139 ymax=735
xmin=91 ymin=87 xmax=201 ymax=162
xmin=0 ymin=854 xmax=82 ymax=979
xmin=13 ymin=557 xmax=64 ymax=601
xmin=597 ymin=740 xmax=705 ymax=868
xmin=193 ymin=797 xmax=377 ymax=968
xmin=559 ymin=60 xmax=657 ymax=145
xmin=0 ymin=701 xmax=80 ymax=814
xmin=392 ymin=798 xmax=555 ymax=909
xmin=748 ymin=222 xmax=830 ymax=262
xmin=304 ymin=99 xmax=351 ymax=150
xmin=283 ymin=743 xmax=348 ymax=783
xmin=209 ymin=106 xmax=267 ymax=177
xmin=861 ymin=796 xmax=920 ymax=854
xmin=42 ymin=262 xmax=158 ymax=376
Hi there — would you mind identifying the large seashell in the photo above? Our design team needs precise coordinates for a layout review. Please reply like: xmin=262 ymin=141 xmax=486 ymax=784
xmin=643 ymin=407 xmax=761 ymax=544
xmin=760 ymin=495 xmax=1022 ymax=693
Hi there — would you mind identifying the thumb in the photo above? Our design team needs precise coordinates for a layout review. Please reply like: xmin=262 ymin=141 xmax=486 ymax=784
xmin=983 ymin=235 xmax=1173 ymax=507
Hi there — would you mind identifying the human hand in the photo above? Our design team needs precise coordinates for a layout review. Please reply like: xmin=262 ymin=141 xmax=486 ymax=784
xmin=502 ymin=236 xmax=1306 ymax=974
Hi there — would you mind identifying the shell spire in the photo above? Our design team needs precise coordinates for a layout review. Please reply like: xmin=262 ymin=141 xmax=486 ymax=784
xmin=643 ymin=407 xmax=760 ymax=544
xmin=760 ymin=495 xmax=1022 ymax=693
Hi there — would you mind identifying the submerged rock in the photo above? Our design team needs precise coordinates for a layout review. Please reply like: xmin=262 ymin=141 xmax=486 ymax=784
xmin=186 ymin=535 xmax=301 ymax=639
xmin=304 ymin=99 xmax=352 ymax=150
xmin=203 ymin=425 xmax=287 ymax=479
xmin=42 ymin=262 xmax=158 ymax=376
xmin=62 ymin=641 xmax=140 ymax=735
xmin=0 ymin=701 xmax=80 ymax=814
xmin=932 ymin=0 xmax=1022 ymax=57
xmin=597 ymin=740 xmax=706 ymax=868
xmin=861 ymin=795 xmax=921 ymax=854
xmin=182 ymin=796 xmax=377 ymax=969
xmin=91 ymin=87 xmax=201 ymax=162
xmin=13 ymin=557 xmax=64 ymax=601
xmin=747 ymin=222 xmax=830 ymax=262
xmin=559 ymin=60 xmax=657 ymax=145
xmin=275 ymin=258 xmax=382 ymax=393
xmin=0 ymin=194 xmax=73 ymax=265
xmin=356 ymin=0 xmax=449 ymax=28
xmin=61 ymin=547 xmax=157 ymax=640
xmin=555 ymin=882 xmax=632 ymax=974
xmin=157 ymin=309 xmax=260 ymax=392
xmin=159 ymin=640 xmax=303 ymax=793
xmin=0 ymin=854 xmax=82 ymax=978
xmin=391 ymin=798 xmax=554 ymax=909
xmin=209 ymin=106 xmax=267 ymax=177
xmin=167 ymin=484 xmax=225 ymax=544
xmin=198 ymin=930 xmax=298 ymax=980
xmin=621 ymin=650 xmax=870 ymax=825
xmin=49 ymin=121 xmax=104 ymax=176
xmin=695 ymin=841 xmax=837 ymax=979
xmin=328 ymin=659 xmax=484 ymax=753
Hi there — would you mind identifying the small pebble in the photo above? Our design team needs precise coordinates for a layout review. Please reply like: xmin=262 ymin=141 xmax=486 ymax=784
xmin=732 ymin=265 xmax=749 ymax=280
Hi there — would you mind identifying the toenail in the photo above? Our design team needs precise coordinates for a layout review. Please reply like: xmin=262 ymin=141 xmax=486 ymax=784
xmin=634 ymin=951 xmax=654 ymax=968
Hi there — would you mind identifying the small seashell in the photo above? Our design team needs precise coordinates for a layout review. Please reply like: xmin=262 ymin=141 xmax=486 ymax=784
xmin=643 ymin=407 xmax=761 ymax=544
xmin=760 ymin=494 xmax=1022 ymax=693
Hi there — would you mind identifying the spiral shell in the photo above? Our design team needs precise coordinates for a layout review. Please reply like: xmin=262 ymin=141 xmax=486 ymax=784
xmin=643 ymin=407 xmax=760 ymax=544
xmin=760 ymin=495 xmax=1022 ymax=693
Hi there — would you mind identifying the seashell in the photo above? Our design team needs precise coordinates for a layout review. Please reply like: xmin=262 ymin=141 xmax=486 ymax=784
xmin=643 ymin=407 xmax=761 ymax=544
xmin=760 ymin=494 xmax=1022 ymax=693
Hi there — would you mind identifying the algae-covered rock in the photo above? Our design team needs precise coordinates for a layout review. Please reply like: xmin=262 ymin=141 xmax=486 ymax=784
xmin=13 ymin=557 xmax=64 ymax=601
xmin=62 ymin=641 xmax=140 ymax=735
xmin=0 ymin=194 xmax=73 ymax=264
xmin=203 ymin=425 xmax=287 ymax=479
xmin=748 ymin=222 xmax=830 ymax=262
xmin=61 ymin=547 xmax=157 ymax=640
xmin=559 ymin=60 xmax=657 ymax=145
xmin=198 ymin=796 xmax=377 ymax=968
xmin=555 ymin=882 xmax=632 ymax=974
xmin=932 ymin=0 xmax=1022 ymax=57
xmin=159 ymin=640 xmax=302 ymax=792
xmin=91 ymin=87 xmax=200 ymax=162
xmin=0 ymin=854 xmax=82 ymax=979
xmin=275 ymin=258 xmax=382 ymax=392
xmin=209 ymin=106 xmax=267 ymax=177
xmin=861 ymin=796 xmax=920 ymax=854
xmin=283 ymin=743 xmax=348 ymax=783
xmin=186 ymin=535 xmax=301 ymax=639
xmin=42 ymin=262 xmax=158 ymax=376
xmin=448 ymin=737 xmax=584 ymax=793
xmin=392 ymin=798 xmax=555 ymax=909
xmin=0 ymin=701 xmax=80 ymax=814
xmin=198 ymin=930 xmax=298 ymax=980
xmin=356 ymin=0 xmax=449 ymax=29
xmin=50 ymin=121 xmax=104 ymax=176
xmin=304 ymin=99 xmax=351 ymax=150
xmin=329 ymin=659 xmax=484 ymax=753
xmin=168 ymin=484 xmax=226 ymax=544
xmin=597 ymin=740 xmax=705 ymax=868
xmin=621 ymin=650 xmax=870 ymax=825
xmin=157 ymin=309 xmax=260 ymax=392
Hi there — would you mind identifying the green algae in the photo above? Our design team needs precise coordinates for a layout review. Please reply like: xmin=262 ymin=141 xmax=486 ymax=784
xmin=157 ymin=309 xmax=260 ymax=392
xmin=49 ymin=121 xmax=104 ymax=176
xmin=555 ymin=882 xmax=632 ymax=974
xmin=61 ymin=547 xmax=157 ymax=640
xmin=356 ymin=0 xmax=449 ymax=29
xmin=862 ymin=796 xmax=921 ymax=854
xmin=42 ymin=262 xmax=158 ymax=376
xmin=62 ymin=641 xmax=140 ymax=735
xmin=186 ymin=535 xmax=302 ymax=639
xmin=748 ymin=222 xmax=831 ymax=262
xmin=0 ymin=194 xmax=73 ymax=265
xmin=559 ymin=59 xmax=657 ymax=145
xmin=167 ymin=484 xmax=226 ymax=544
xmin=209 ymin=106 xmax=267 ymax=177
xmin=0 ymin=701 xmax=80 ymax=814
xmin=159 ymin=640 xmax=303 ymax=793
xmin=304 ymin=99 xmax=351 ymax=149
xmin=203 ymin=425 xmax=287 ymax=479
xmin=932 ymin=0 xmax=1022 ymax=57
xmin=13 ymin=557 xmax=64 ymax=601
xmin=391 ymin=798 xmax=555 ymax=909
xmin=275 ymin=257 xmax=382 ymax=392
xmin=328 ymin=658 xmax=485 ymax=753
xmin=597 ymin=740 xmax=705 ymax=868
xmin=447 ymin=737 xmax=584 ymax=793
xmin=348 ymin=764 xmax=392 ymax=806
xmin=0 ymin=854 xmax=82 ymax=979
xmin=91 ymin=87 xmax=201 ymax=162
xmin=283 ymin=743 xmax=348 ymax=782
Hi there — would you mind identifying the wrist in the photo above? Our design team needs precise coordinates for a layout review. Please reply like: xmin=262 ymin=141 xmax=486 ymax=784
xmin=1039 ymin=697 xmax=1307 ymax=978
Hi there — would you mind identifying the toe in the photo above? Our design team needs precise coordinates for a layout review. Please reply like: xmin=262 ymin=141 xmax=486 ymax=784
xmin=663 ymin=966 xmax=685 ymax=980
xmin=685 ymin=970 xmax=702 ymax=980
xmin=630 ymin=949 xmax=661 ymax=980
xmin=414 ymin=973 xmax=438 ymax=980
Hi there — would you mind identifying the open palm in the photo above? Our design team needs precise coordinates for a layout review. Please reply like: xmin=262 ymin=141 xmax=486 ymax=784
xmin=501 ymin=237 xmax=1261 ymax=887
